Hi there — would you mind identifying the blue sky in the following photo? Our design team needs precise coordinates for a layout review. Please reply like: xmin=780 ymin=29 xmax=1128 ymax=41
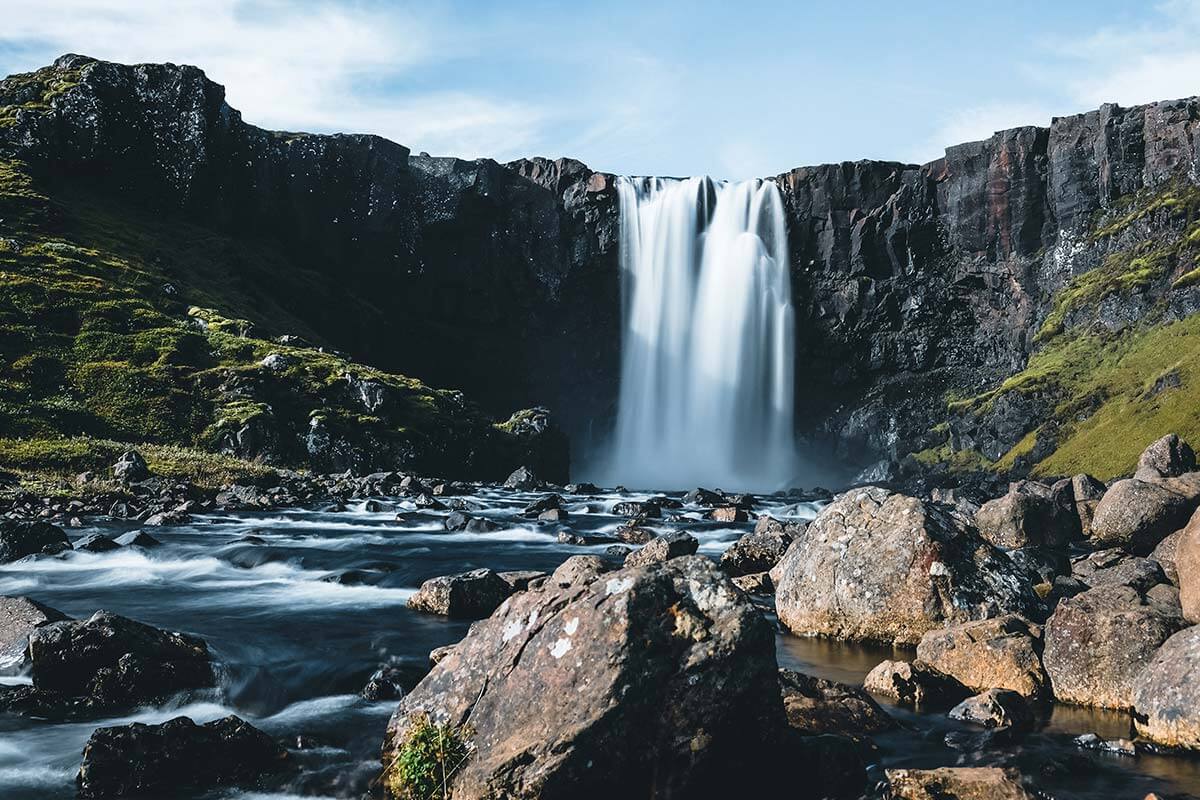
xmin=3 ymin=1 xmax=1200 ymax=179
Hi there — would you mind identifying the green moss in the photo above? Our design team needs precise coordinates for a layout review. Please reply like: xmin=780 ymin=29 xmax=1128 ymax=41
xmin=1091 ymin=182 xmax=1200 ymax=241
xmin=912 ymin=443 xmax=990 ymax=471
xmin=1173 ymin=266 xmax=1200 ymax=289
xmin=384 ymin=715 xmax=472 ymax=800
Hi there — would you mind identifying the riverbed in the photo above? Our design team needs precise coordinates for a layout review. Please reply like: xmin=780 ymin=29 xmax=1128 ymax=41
xmin=1 ymin=487 xmax=1197 ymax=799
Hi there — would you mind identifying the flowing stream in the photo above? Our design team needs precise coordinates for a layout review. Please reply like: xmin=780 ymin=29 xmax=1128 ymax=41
xmin=600 ymin=176 xmax=798 ymax=492
xmin=2 ymin=489 xmax=1199 ymax=799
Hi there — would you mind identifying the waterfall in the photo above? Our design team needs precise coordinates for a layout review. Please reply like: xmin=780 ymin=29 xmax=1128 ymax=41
xmin=603 ymin=175 xmax=797 ymax=492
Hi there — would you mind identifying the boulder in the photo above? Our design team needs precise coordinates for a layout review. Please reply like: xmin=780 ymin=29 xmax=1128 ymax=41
xmin=1090 ymin=478 xmax=1198 ymax=554
xmin=720 ymin=525 xmax=797 ymax=577
xmin=362 ymin=664 xmax=408 ymax=701
xmin=549 ymin=555 xmax=609 ymax=588
xmin=74 ymin=533 xmax=120 ymax=553
xmin=0 ymin=520 xmax=72 ymax=563
xmin=612 ymin=500 xmax=661 ymax=518
xmin=974 ymin=481 xmax=1077 ymax=549
xmin=1131 ymin=625 xmax=1200 ymax=749
xmin=948 ymin=689 xmax=1032 ymax=729
xmin=1135 ymin=433 xmax=1197 ymax=481
xmin=1072 ymin=549 xmax=1166 ymax=593
xmin=113 ymin=530 xmax=161 ymax=548
xmin=1175 ymin=508 xmax=1200 ymax=622
xmin=624 ymin=531 xmax=698 ymax=568
xmin=28 ymin=611 xmax=213 ymax=704
xmin=522 ymin=494 xmax=562 ymax=516
xmin=886 ymin=767 xmax=1034 ymax=800
xmin=502 ymin=466 xmax=541 ymax=491
xmin=112 ymin=450 xmax=150 ymax=483
xmin=732 ymin=571 xmax=773 ymax=594
xmin=1042 ymin=584 xmax=1184 ymax=709
xmin=614 ymin=524 xmax=656 ymax=544
xmin=444 ymin=511 xmax=501 ymax=534
xmin=779 ymin=668 xmax=895 ymax=735
xmin=77 ymin=715 xmax=289 ymax=799
xmin=1151 ymin=528 xmax=1183 ymax=585
xmin=407 ymin=569 xmax=513 ymax=619
xmin=0 ymin=595 xmax=67 ymax=668
xmin=708 ymin=506 xmax=749 ymax=523
xmin=1070 ymin=474 xmax=1106 ymax=537
xmin=915 ymin=615 xmax=1047 ymax=698
xmin=497 ymin=570 xmax=546 ymax=592
xmin=381 ymin=556 xmax=785 ymax=798
xmin=772 ymin=488 xmax=1039 ymax=646
xmin=863 ymin=659 xmax=968 ymax=707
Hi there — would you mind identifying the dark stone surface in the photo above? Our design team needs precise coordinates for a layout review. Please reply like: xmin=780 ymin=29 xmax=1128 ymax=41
xmin=0 ymin=520 xmax=72 ymax=563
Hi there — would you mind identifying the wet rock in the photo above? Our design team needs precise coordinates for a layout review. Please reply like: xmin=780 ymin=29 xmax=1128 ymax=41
xmin=1174 ymin=508 xmax=1200 ymax=622
xmin=720 ymin=523 xmax=798 ymax=577
xmin=522 ymin=494 xmax=562 ymax=516
xmin=772 ymin=488 xmax=1038 ymax=646
xmin=555 ymin=531 xmax=588 ymax=545
xmin=948 ymin=689 xmax=1032 ymax=729
xmin=407 ymin=569 xmax=513 ymax=619
xmin=1131 ymin=625 xmax=1200 ymax=749
xmin=863 ymin=659 xmax=968 ymax=707
xmin=1135 ymin=434 xmax=1197 ymax=481
xmin=1073 ymin=732 xmax=1137 ymax=756
xmin=564 ymin=482 xmax=600 ymax=495
xmin=1043 ymin=584 xmax=1185 ymax=709
xmin=974 ymin=481 xmax=1077 ymax=549
xmin=708 ymin=506 xmax=749 ymax=522
xmin=623 ymin=531 xmax=698 ymax=568
xmin=443 ymin=510 xmax=500 ymax=533
xmin=412 ymin=493 xmax=446 ymax=511
xmin=779 ymin=668 xmax=895 ymax=735
xmin=549 ymin=555 xmax=609 ymax=588
xmin=27 ymin=611 xmax=212 ymax=708
xmin=74 ymin=533 xmax=120 ymax=553
xmin=612 ymin=500 xmax=661 ymax=518
xmin=0 ymin=520 xmax=72 ymax=563
xmin=1090 ymin=478 xmax=1198 ymax=554
xmin=732 ymin=571 xmax=773 ymax=594
xmin=113 ymin=530 xmax=161 ymax=548
xmin=537 ymin=508 xmax=567 ymax=522
xmin=614 ymin=523 xmax=656 ymax=544
xmin=382 ymin=556 xmax=784 ymax=798
xmin=112 ymin=450 xmax=149 ymax=483
xmin=361 ymin=664 xmax=407 ymax=701
xmin=916 ymin=615 xmax=1047 ymax=697
xmin=683 ymin=488 xmax=725 ymax=506
xmin=77 ymin=715 xmax=289 ymax=798
xmin=502 ymin=466 xmax=541 ymax=491
xmin=0 ymin=595 xmax=67 ymax=668
xmin=886 ymin=767 xmax=1034 ymax=800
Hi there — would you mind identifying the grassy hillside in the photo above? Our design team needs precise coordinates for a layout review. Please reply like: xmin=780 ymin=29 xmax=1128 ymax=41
xmin=0 ymin=154 xmax=547 ymax=493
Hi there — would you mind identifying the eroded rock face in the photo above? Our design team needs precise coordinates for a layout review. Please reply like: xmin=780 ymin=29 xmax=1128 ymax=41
xmin=77 ymin=715 xmax=289 ymax=799
xmin=915 ymin=615 xmax=1047 ymax=697
xmin=407 ymin=569 xmax=513 ymax=619
xmin=1131 ymin=625 xmax=1200 ymax=749
xmin=886 ymin=767 xmax=1034 ymax=800
xmin=772 ymin=488 xmax=1039 ymax=646
xmin=1043 ymin=584 xmax=1185 ymax=709
xmin=382 ymin=556 xmax=784 ymax=798
xmin=0 ymin=520 xmax=72 ymax=563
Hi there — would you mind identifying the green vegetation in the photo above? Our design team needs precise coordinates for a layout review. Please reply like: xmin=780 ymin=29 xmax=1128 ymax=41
xmin=0 ymin=62 xmax=84 ymax=127
xmin=384 ymin=715 xmax=472 ymax=800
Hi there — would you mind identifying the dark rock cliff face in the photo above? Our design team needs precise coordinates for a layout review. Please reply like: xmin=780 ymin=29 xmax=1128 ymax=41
xmin=4 ymin=54 xmax=1200 ymax=479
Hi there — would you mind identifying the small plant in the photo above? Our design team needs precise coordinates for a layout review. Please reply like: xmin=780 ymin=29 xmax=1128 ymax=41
xmin=386 ymin=713 xmax=472 ymax=800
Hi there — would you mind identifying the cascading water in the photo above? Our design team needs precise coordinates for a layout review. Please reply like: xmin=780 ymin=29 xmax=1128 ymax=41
xmin=602 ymin=175 xmax=798 ymax=491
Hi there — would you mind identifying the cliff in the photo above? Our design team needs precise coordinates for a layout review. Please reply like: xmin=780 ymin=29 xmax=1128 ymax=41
xmin=2 ymin=53 xmax=1199 ymax=484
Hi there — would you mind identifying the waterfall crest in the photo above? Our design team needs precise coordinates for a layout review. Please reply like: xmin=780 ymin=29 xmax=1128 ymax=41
xmin=603 ymin=175 xmax=797 ymax=491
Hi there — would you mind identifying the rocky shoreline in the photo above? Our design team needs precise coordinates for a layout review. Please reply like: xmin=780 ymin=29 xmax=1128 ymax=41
xmin=3 ymin=433 xmax=1200 ymax=797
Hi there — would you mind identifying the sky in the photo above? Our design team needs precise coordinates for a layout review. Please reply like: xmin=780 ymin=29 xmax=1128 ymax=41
xmin=2 ymin=1 xmax=1200 ymax=179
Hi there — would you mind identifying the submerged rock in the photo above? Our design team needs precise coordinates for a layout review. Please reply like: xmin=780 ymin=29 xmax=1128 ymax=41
xmin=381 ymin=556 xmax=785 ymax=798
xmin=0 ymin=520 xmax=72 ymax=563
xmin=77 ymin=715 xmax=289 ymax=798
xmin=948 ymin=689 xmax=1032 ymax=729
xmin=772 ymin=487 xmax=1038 ymax=646
xmin=407 ymin=568 xmax=513 ymax=619
xmin=779 ymin=668 xmax=895 ymax=735
xmin=1043 ymin=584 xmax=1184 ymax=710
xmin=863 ymin=659 xmax=968 ymax=707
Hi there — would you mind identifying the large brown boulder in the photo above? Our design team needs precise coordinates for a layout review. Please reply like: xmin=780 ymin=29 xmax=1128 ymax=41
xmin=1175 ymin=507 xmax=1200 ymax=622
xmin=407 ymin=568 xmax=513 ymax=619
xmin=915 ymin=615 xmax=1047 ymax=697
xmin=0 ymin=595 xmax=67 ymax=668
xmin=1042 ymin=584 xmax=1185 ymax=709
xmin=778 ymin=668 xmax=895 ymax=736
xmin=1135 ymin=433 xmax=1197 ymax=481
xmin=1131 ymin=625 xmax=1200 ymax=749
xmin=1070 ymin=474 xmax=1106 ymax=538
xmin=974 ymin=481 xmax=1076 ymax=549
xmin=772 ymin=488 xmax=1039 ymax=646
xmin=1090 ymin=477 xmax=1199 ymax=554
xmin=381 ymin=556 xmax=786 ymax=798
xmin=886 ymin=767 xmax=1034 ymax=800
xmin=863 ymin=659 xmax=968 ymax=707
xmin=720 ymin=518 xmax=801 ymax=576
